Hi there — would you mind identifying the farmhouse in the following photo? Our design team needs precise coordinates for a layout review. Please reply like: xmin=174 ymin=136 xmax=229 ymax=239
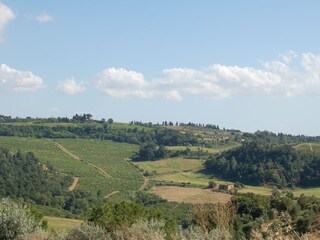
xmin=218 ymin=184 xmax=234 ymax=191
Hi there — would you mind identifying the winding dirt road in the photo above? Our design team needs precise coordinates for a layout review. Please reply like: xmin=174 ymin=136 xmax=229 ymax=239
xmin=68 ymin=176 xmax=79 ymax=192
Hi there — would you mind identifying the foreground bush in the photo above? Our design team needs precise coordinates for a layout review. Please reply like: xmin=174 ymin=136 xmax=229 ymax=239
xmin=0 ymin=198 xmax=40 ymax=240
xmin=64 ymin=219 xmax=230 ymax=240
xmin=65 ymin=222 xmax=111 ymax=240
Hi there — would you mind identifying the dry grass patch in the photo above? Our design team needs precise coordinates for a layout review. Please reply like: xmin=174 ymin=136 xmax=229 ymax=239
xmin=43 ymin=216 xmax=83 ymax=231
xmin=152 ymin=186 xmax=231 ymax=204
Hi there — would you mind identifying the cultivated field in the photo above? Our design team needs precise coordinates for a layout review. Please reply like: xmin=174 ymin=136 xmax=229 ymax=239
xmin=0 ymin=137 xmax=143 ymax=196
xmin=135 ymin=152 xmax=320 ymax=199
xmin=152 ymin=186 xmax=231 ymax=204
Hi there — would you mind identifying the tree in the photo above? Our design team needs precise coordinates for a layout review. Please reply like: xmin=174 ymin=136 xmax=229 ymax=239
xmin=107 ymin=118 xmax=114 ymax=124
xmin=88 ymin=201 xmax=162 ymax=232
xmin=208 ymin=180 xmax=216 ymax=189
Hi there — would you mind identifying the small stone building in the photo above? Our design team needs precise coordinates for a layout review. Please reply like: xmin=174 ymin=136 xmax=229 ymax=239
xmin=218 ymin=184 xmax=235 ymax=191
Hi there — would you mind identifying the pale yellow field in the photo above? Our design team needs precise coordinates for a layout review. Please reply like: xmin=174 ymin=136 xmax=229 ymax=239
xmin=238 ymin=185 xmax=272 ymax=196
xmin=43 ymin=216 xmax=83 ymax=231
xmin=152 ymin=186 xmax=231 ymax=204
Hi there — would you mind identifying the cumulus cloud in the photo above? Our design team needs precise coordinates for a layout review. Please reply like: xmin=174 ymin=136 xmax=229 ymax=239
xmin=95 ymin=52 xmax=320 ymax=101
xmin=36 ymin=12 xmax=53 ymax=23
xmin=0 ymin=64 xmax=45 ymax=92
xmin=57 ymin=78 xmax=86 ymax=95
xmin=0 ymin=2 xmax=15 ymax=42
xmin=95 ymin=68 xmax=151 ymax=98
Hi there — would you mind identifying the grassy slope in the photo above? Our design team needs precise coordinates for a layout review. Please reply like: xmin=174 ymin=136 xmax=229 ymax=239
xmin=43 ymin=216 xmax=83 ymax=231
xmin=0 ymin=137 xmax=142 ymax=196
xmin=294 ymin=142 xmax=320 ymax=155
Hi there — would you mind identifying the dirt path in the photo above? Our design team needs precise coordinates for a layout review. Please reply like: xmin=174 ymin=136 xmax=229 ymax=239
xmin=51 ymin=140 xmax=112 ymax=178
xmin=139 ymin=172 xmax=148 ymax=191
xmin=53 ymin=141 xmax=81 ymax=160
xmin=68 ymin=176 xmax=79 ymax=192
xmin=104 ymin=191 xmax=120 ymax=199
xmin=125 ymin=160 xmax=148 ymax=191
xmin=309 ymin=143 xmax=314 ymax=152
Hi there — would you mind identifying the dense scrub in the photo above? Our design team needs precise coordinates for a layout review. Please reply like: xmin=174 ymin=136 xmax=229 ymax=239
xmin=2 ymin=191 xmax=320 ymax=239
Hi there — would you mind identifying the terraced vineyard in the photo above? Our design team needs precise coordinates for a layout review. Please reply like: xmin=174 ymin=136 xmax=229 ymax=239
xmin=0 ymin=137 xmax=143 ymax=196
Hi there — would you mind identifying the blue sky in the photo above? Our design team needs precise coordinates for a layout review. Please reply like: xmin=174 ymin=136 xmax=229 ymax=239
xmin=1 ymin=1 xmax=320 ymax=135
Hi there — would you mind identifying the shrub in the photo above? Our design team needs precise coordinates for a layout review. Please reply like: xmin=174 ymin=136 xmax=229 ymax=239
xmin=64 ymin=222 xmax=111 ymax=240
xmin=0 ymin=198 xmax=39 ymax=240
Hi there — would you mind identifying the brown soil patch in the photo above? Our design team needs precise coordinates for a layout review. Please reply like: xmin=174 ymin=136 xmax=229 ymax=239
xmin=152 ymin=186 xmax=232 ymax=204
xmin=68 ymin=176 xmax=79 ymax=192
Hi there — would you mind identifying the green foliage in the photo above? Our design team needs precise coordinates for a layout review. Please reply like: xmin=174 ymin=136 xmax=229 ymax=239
xmin=57 ymin=138 xmax=143 ymax=194
xmin=208 ymin=180 xmax=216 ymax=188
xmin=65 ymin=222 xmax=111 ymax=240
xmin=88 ymin=201 xmax=163 ymax=232
xmin=232 ymin=191 xmax=320 ymax=237
xmin=0 ymin=120 xmax=200 ymax=147
xmin=0 ymin=148 xmax=69 ymax=204
xmin=0 ymin=137 xmax=143 ymax=198
xmin=243 ymin=130 xmax=320 ymax=145
xmin=134 ymin=143 xmax=169 ymax=161
xmin=234 ymin=193 xmax=269 ymax=219
xmin=0 ymin=198 xmax=40 ymax=240
xmin=205 ymin=142 xmax=320 ymax=187
xmin=0 ymin=148 xmax=99 ymax=215
xmin=126 ymin=191 xmax=167 ymax=206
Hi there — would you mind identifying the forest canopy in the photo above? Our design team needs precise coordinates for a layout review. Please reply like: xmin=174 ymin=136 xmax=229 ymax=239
xmin=205 ymin=142 xmax=320 ymax=187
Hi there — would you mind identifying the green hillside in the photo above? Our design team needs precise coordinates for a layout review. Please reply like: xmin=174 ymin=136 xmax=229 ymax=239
xmin=0 ymin=137 xmax=142 ymax=196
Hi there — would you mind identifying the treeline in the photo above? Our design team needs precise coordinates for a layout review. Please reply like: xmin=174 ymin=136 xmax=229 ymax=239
xmin=243 ymin=130 xmax=320 ymax=144
xmin=0 ymin=123 xmax=199 ymax=146
xmin=205 ymin=142 xmax=320 ymax=187
xmin=130 ymin=120 xmax=221 ymax=130
xmin=0 ymin=113 xmax=112 ymax=124
xmin=0 ymin=149 xmax=99 ymax=214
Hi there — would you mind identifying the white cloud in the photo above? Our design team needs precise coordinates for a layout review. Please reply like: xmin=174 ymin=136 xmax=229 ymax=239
xmin=95 ymin=68 xmax=152 ymax=98
xmin=0 ymin=64 xmax=45 ymax=92
xmin=95 ymin=52 xmax=320 ymax=101
xmin=301 ymin=53 xmax=320 ymax=93
xmin=36 ymin=12 xmax=53 ymax=23
xmin=163 ymin=90 xmax=182 ymax=101
xmin=0 ymin=2 xmax=15 ymax=42
xmin=49 ymin=107 xmax=60 ymax=113
xmin=57 ymin=78 xmax=86 ymax=95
